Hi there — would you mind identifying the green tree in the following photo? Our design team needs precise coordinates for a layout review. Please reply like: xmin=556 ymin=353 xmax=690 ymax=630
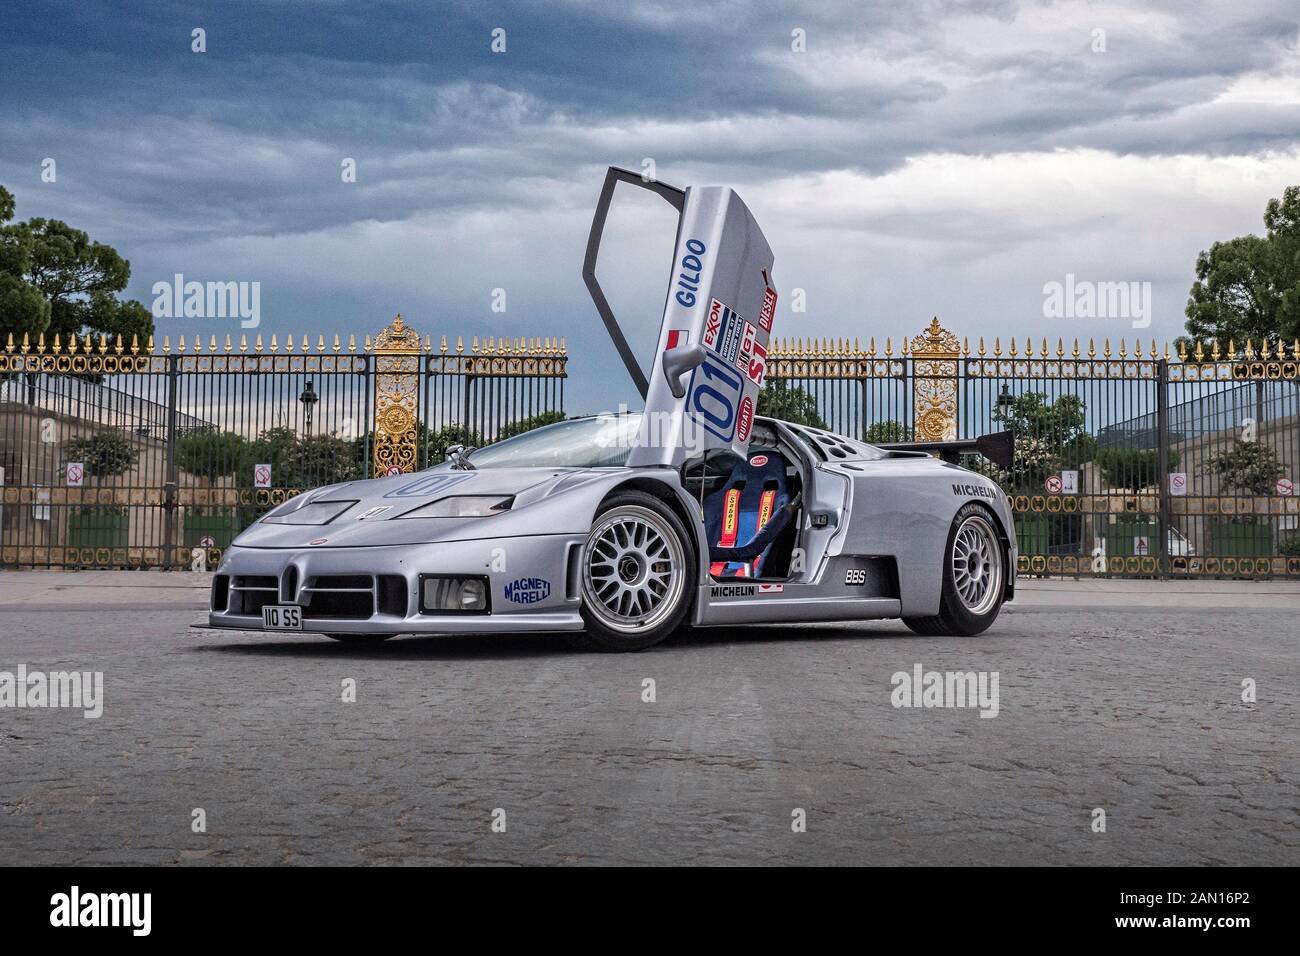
xmin=756 ymin=381 xmax=827 ymax=429
xmin=1095 ymin=448 xmax=1181 ymax=492
xmin=1185 ymin=185 xmax=1300 ymax=347
xmin=0 ymin=185 xmax=152 ymax=344
xmin=1209 ymin=439 xmax=1285 ymax=496
xmin=978 ymin=392 xmax=1097 ymax=493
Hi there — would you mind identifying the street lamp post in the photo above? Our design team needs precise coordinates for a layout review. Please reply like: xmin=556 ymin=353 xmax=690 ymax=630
xmin=299 ymin=379 xmax=318 ymax=437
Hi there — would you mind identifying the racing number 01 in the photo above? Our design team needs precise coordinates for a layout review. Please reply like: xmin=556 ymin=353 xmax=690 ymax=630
xmin=690 ymin=356 xmax=743 ymax=441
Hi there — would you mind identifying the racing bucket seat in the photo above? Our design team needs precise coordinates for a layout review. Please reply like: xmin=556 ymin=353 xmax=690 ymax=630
xmin=703 ymin=449 xmax=800 ymax=579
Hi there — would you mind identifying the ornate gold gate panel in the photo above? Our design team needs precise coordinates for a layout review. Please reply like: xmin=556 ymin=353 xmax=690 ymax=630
xmin=370 ymin=314 xmax=422 ymax=478
xmin=910 ymin=317 xmax=960 ymax=442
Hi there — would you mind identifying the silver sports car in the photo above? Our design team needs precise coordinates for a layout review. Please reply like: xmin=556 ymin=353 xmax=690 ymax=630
xmin=205 ymin=167 xmax=1016 ymax=651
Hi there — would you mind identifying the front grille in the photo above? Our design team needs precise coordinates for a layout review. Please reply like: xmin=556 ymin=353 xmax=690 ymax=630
xmin=217 ymin=572 xmax=408 ymax=620
xmin=228 ymin=575 xmax=278 ymax=615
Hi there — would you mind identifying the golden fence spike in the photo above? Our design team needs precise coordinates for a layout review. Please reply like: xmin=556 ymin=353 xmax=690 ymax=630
xmin=146 ymin=334 xmax=155 ymax=354
xmin=331 ymin=334 xmax=339 ymax=353
xmin=285 ymin=334 xmax=294 ymax=353
xmin=884 ymin=336 xmax=892 ymax=357
xmin=992 ymin=336 xmax=1001 ymax=357
xmin=5 ymin=332 xmax=13 ymax=351
xmin=20 ymin=331 xmax=29 ymax=353
xmin=439 ymin=334 xmax=448 ymax=353
xmin=364 ymin=335 xmax=371 ymax=351
xmin=977 ymin=336 xmax=986 ymax=358
xmin=206 ymin=335 xmax=214 ymax=354
xmin=900 ymin=335 xmax=908 ymax=357
xmin=131 ymin=334 xmax=140 ymax=355
xmin=423 ymin=335 xmax=431 ymax=353
xmin=193 ymin=334 xmax=201 ymax=353
xmin=1119 ymin=338 xmax=1128 ymax=358
xmin=240 ymin=334 xmax=247 ymax=353
xmin=962 ymin=336 xmax=970 ymax=357
xmin=270 ymin=334 xmax=278 ymax=353
xmin=223 ymin=334 xmax=231 ymax=354
xmin=1086 ymin=337 xmax=1094 ymax=359
xmin=1041 ymin=337 xmax=1048 ymax=358
xmin=99 ymin=334 xmax=109 ymax=354
xmin=1163 ymin=342 xmax=1170 ymax=361
xmin=1261 ymin=338 xmax=1271 ymax=360
xmin=1293 ymin=338 xmax=1300 ymax=360
xmin=1102 ymin=338 xmax=1111 ymax=359
xmin=37 ymin=332 xmax=45 ymax=353
xmin=1225 ymin=338 xmax=1234 ymax=360
xmin=302 ymin=334 xmax=310 ymax=353
xmin=177 ymin=335 xmax=186 ymax=353
xmin=867 ymin=335 xmax=876 ymax=357
xmin=472 ymin=335 xmax=480 ymax=353
xmin=52 ymin=333 xmax=61 ymax=353
xmin=1194 ymin=339 xmax=1205 ymax=362
xmin=255 ymin=334 xmax=263 ymax=353
xmin=1211 ymin=339 xmax=1221 ymax=361
xmin=316 ymin=334 xmax=324 ymax=353
xmin=853 ymin=336 xmax=861 ymax=354
xmin=114 ymin=334 xmax=123 ymax=355
xmin=1056 ymin=337 xmax=1064 ymax=358
xmin=348 ymin=334 xmax=356 ymax=353
xmin=1009 ymin=337 xmax=1017 ymax=358
xmin=1072 ymin=337 xmax=1080 ymax=358
xmin=162 ymin=335 xmax=171 ymax=354
xmin=456 ymin=335 xmax=464 ymax=353
xmin=1149 ymin=339 xmax=1157 ymax=359
xmin=559 ymin=336 xmax=566 ymax=353
xmin=1177 ymin=339 xmax=1187 ymax=361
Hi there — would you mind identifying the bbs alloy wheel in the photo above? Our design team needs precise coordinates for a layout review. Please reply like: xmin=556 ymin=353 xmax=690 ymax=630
xmin=577 ymin=491 xmax=695 ymax=651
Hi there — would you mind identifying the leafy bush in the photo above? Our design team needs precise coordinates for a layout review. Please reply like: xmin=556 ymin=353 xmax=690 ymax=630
xmin=175 ymin=428 xmax=247 ymax=483
xmin=1095 ymin=448 xmax=1181 ymax=492
xmin=64 ymin=430 xmax=137 ymax=478
xmin=1209 ymin=439 xmax=1285 ymax=496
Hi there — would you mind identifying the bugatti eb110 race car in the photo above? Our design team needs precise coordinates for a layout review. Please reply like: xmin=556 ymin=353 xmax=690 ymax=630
xmin=204 ymin=167 xmax=1016 ymax=651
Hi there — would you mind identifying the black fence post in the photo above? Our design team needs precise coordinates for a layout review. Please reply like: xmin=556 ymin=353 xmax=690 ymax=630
xmin=1156 ymin=358 xmax=1170 ymax=579
xmin=161 ymin=355 xmax=180 ymax=571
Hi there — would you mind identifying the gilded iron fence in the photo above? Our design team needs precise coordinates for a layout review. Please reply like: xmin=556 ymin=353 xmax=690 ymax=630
xmin=0 ymin=316 xmax=565 ymax=570
xmin=768 ymin=319 xmax=1300 ymax=579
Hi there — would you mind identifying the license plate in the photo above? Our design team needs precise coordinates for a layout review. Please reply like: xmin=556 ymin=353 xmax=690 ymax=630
xmin=262 ymin=605 xmax=302 ymax=631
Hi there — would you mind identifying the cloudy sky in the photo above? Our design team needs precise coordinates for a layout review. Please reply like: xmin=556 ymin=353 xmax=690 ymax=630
xmin=3 ymin=0 xmax=1299 ymax=412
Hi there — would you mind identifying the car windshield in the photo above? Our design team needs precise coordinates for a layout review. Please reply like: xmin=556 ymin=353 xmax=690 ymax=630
xmin=458 ymin=414 xmax=644 ymax=469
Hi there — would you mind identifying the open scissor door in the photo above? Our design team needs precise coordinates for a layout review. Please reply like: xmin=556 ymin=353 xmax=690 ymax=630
xmin=583 ymin=166 xmax=777 ymax=468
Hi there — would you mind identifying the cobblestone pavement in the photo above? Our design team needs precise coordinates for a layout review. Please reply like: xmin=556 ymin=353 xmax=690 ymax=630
xmin=0 ymin=573 xmax=1296 ymax=865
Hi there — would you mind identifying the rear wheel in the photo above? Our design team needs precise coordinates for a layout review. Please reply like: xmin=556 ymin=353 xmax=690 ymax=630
xmin=904 ymin=504 xmax=1006 ymax=636
xmin=578 ymin=491 xmax=696 ymax=652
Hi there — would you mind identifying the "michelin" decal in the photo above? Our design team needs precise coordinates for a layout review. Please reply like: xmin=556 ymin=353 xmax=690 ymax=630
xmin=952 ymin=483 xmax=998 ymax=500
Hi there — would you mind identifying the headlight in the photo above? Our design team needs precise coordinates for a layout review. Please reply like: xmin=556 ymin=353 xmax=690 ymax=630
xmin=421 ymin=576 xmax=489 ymax=613
xmin=262 ymin=500 xmax=356 ymax=525
xmin=397 ymin=496 xmax=513 ymax=518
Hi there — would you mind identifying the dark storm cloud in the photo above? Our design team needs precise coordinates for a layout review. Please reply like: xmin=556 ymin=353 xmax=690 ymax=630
xmin=1 ymin=0 xmax=1298 ymax=410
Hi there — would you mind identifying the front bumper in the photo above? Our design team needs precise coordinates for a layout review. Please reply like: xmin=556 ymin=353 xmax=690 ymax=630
xmin=205 ymin=537 xmax=585 ymax=636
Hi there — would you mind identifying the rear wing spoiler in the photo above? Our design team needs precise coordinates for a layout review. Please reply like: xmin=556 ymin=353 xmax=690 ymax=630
xmin=876 ymin=430 xmax=1013 ymax=470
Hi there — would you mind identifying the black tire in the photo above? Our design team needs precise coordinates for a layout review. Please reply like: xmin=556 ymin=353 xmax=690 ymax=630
xmin=325 ymin=633 xmax=395 ymax=643
xmin=577 ymin=490 xmax=697 ymax=652
xmin=903 ymin=503 xmax=1007 ymax=637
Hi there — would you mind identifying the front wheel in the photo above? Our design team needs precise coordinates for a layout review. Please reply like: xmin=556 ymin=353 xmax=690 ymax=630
xmin=903 ymin=504 xmax=1007 ymax=637
xmin=577 ymin=491 xmax=696 ymax=652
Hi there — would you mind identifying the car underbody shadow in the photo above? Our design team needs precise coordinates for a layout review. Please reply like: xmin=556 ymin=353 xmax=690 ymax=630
xmin=190 ymin=618 xmax=932 ymax=660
